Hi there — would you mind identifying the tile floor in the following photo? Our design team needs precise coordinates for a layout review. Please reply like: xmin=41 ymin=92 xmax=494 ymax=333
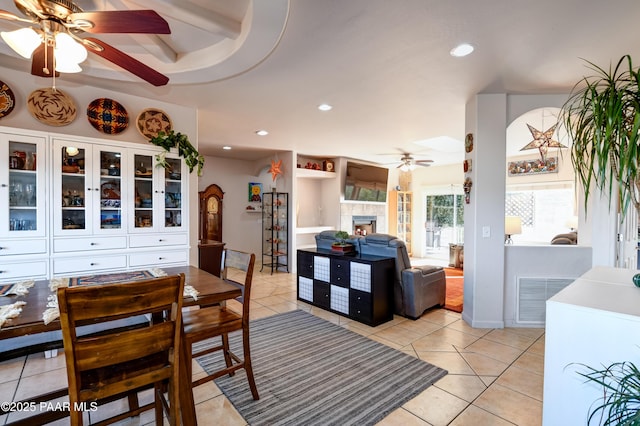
xmin=0 ymin=267 xmax=545 ymax=425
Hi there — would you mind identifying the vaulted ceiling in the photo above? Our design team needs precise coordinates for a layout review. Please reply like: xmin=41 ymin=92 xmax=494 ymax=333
xmin=1 ymin=0 xmax=640 ymax=167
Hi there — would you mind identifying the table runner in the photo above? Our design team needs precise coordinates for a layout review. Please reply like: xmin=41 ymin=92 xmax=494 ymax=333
xmin=43 ymin=268 xmax=199 ymax=324
xmin=0 ymin=281 xmax=35 ymax=297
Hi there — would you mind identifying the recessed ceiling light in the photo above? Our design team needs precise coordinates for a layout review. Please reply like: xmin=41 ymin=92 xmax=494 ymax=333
xmin=255 ymin=130 xmax=269 ymax=136
xmin=223 ymin=146 xmax=232 ymax=150
xmin=318 ymin=103 xmax=333 ymax=111
xmin=450 ymin=43 xmax=474 ymax=57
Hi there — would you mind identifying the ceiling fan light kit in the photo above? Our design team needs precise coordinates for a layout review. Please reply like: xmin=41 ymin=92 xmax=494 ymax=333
xmin=0 ymin=0 xmax=171 ymax=86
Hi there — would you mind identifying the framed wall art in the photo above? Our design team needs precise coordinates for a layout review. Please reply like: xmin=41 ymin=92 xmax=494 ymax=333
xmin=248 ymin=182 xmax=263 ymax=202
xmin=508 ymin=157 xmax=558 ymax=176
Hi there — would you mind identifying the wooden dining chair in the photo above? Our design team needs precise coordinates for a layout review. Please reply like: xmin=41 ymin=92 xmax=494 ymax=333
xmin=57 ymin=274 xmax=185 ymax=426
xmin=182 ymin=249 xmax=260 ymax=400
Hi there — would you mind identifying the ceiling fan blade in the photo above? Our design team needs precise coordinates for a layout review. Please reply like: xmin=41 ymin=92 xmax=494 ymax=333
xmin=0 ymin=9 xmax=33 ymax=23
xmin=415 ymin=159 xmax=433 ymax=164
xmin=69 ymin=10 xmax=170 ymax=34
xmin=31 ymin=43 xmax=60 ymax=78
xmin=84 ymin=37 xmax=169 ymax=86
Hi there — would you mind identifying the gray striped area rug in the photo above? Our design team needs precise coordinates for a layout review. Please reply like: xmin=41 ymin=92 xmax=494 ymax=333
xmin=196 ymin=309 xmax=447 ymax=426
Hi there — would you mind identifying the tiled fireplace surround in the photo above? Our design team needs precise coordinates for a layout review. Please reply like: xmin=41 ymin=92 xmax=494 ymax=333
xmin=340 ymin=202 xmax=387 ymax=236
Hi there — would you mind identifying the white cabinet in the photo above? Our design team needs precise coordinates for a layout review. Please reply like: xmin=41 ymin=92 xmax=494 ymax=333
xmin=130 ymin=150 xmax=185 ymax=233
xmin=0 ymin=127 xmax=190 ymax=280
xmin=0 ymin=130 xmax=48 ymax=282
xmin=52 ymin=138 xmax=127 ymax=236
xmin=543 ymin=266 xmax=640 ymax=425
xmin=0 ymin=131 xmax=47 ymax=238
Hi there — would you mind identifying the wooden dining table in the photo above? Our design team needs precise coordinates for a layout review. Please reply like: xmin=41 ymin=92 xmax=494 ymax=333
xmin=0 ymin=265 xmax=242 ymax=426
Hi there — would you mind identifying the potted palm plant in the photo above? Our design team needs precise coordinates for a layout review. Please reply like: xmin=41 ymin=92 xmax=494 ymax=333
xmin=574 ymin=361 xmax=640 ymax=425
xmin=331 ymin=231 xmax=355 ymax=254
xmin=560 ymin=54 xmax=640 ymax=222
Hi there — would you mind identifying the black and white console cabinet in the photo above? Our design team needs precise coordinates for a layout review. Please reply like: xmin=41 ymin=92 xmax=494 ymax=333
xmin=297 ymin=249 xmax=394 ymax=326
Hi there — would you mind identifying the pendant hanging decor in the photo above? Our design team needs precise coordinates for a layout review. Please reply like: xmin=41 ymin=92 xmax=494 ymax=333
xmin=520 ymin=123 xmax=566 ymax=162
xmin=269 ymin=159 xmax=283 ymax=181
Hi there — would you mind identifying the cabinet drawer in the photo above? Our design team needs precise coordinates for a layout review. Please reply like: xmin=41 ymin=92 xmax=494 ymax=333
xmin=350 ymin=290 xmax=372 ymax=321
xmin=331 ymin=258 xmax=350 ymax=287
xmin=297 ymin=251 xmax=314 ymax=278
xmin=313 ymin=281 xmax=331 ymax=309
xmin=129 ymin=250 xmax=188 ymax=267
xmin=54 ymin=237 xmax=127 ymax=253
xmin=0 ymin=260 xmax=48 ymax=281
xmin=130 ymin=234 xmax=188 ymax=248
xmin=54 ymin=255 xmax=127 ymax=275
xmin=0 ymin=239 xmax=47 ymax=256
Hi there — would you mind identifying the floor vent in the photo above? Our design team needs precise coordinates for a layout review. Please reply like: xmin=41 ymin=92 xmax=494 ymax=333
xmin=517 ymin=277 xmax=574 ymax=325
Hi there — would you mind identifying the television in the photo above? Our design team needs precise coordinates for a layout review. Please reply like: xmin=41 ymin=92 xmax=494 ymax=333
xmin=344 ymin=161 xmax=389 ymax=202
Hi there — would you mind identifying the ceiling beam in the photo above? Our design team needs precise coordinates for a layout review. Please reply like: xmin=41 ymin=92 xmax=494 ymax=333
xmin=126 ymin=0 xmax=242 ymax=39
xmin=130 ymin=33 xmax=177 ymax=63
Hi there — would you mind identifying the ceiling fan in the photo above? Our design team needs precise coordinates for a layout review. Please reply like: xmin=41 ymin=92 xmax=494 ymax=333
xmin=0 ymin=0 xmax=171 ymax=86
xmin=395 ymin=153 xmax=433 ymax=171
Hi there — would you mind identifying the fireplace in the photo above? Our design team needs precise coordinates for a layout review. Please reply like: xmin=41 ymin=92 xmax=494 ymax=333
xmin=352 ymin=215 xmax=377 ymax=236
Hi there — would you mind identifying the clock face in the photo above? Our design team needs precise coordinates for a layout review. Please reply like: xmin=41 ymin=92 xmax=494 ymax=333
xmin=326 ymin=162 xmax=334 ymax=172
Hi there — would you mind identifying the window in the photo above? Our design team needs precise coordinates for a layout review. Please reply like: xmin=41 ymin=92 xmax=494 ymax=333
xmin=425 ymin=194 xmax=464 ymax=248
xmin=505 ymin=183 xmax=574 ymax=243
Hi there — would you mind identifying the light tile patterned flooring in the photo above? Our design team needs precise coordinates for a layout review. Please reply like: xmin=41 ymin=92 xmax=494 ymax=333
xmin=0 ymin=267 xmax=544 ymax=425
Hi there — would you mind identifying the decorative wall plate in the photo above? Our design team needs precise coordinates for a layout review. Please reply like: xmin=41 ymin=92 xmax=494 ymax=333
xmin=0 ymin=80 xmax=15 ymax=119
xmin=27 ymin=88 xmax=77 ymax=126
xmin=136 ymin=108 xmax=172 ymax=139
xmin=87 ymin=98 xmax=129 ymax=134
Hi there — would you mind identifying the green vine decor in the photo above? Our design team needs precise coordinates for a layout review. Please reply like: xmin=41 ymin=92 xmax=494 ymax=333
xmin=149 ymin=130 xmax=205 ymax=176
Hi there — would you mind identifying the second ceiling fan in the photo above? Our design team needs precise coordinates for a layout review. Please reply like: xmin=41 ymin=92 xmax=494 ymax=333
xmin=0 ymin=0 xmax=171 ymax=86
xmin=396 ymin=153 xmax=433 ymax=171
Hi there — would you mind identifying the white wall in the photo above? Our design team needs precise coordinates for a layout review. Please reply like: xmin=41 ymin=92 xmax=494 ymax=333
xmin=199 ymin=151 xmax=295 ymax=269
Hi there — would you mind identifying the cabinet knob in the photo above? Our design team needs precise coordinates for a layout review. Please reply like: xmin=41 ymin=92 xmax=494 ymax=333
xmin=337 ymin=264 xmax=341 ymax=268
xmin=90 ymin=263 xmax=97 ymax=266
xmin=1 ymin=184 xmax=7 ymax=187
xmin=90 ymin=242 xmax=97 ymax=246
xmin=94 ymin=188 xmax=99 ymax=191
xmin=159 ymin=257 xmax=165 ymax=260
xmin=159 ymin=239 xmax=164 ymax=242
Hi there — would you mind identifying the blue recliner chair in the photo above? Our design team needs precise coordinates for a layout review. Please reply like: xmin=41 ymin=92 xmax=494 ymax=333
xmin=358 ymin=233 xmax=446 ymax=319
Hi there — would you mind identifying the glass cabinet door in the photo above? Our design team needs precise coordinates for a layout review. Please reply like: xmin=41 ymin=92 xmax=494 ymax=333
xmin=58 ymin=143 xmax=89 ymax=232
xmin=133 ymin=153 xmax=155 ymax=230
xmin=95 ymin=148 xmax=124 ymax=232
xmin=2 ymin=133 xmax=46 ymax=237
xmin=163 ymin=156 xmax=183 ymax=229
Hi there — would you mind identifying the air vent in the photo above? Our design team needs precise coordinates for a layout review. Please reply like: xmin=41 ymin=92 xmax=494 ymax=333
xmin=517 ymin=277 xmax=574 ymax=324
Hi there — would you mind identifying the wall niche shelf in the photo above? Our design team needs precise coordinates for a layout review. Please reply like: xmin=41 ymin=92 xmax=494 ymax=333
xmin=295 ymin=168 xmax=336 ymax=179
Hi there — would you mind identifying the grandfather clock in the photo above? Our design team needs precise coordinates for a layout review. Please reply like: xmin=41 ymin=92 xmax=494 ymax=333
xmin=199 ymin=184 xmax=225 ymax=276
xmin=199 ymin=184 xmax=224 ymax=241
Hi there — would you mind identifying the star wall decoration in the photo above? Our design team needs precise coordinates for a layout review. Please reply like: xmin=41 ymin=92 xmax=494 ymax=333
xmin=269 ymin=159 xmax=283 ymax=181
xmin=520 ymin=123 xmax=567 ymax=162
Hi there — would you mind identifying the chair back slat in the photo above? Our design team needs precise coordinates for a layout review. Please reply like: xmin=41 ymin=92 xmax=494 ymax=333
xmin=60 ymin=277 xmax=182 ymax=323
xmin=74 ymin=321 xmax=175 ymax=371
